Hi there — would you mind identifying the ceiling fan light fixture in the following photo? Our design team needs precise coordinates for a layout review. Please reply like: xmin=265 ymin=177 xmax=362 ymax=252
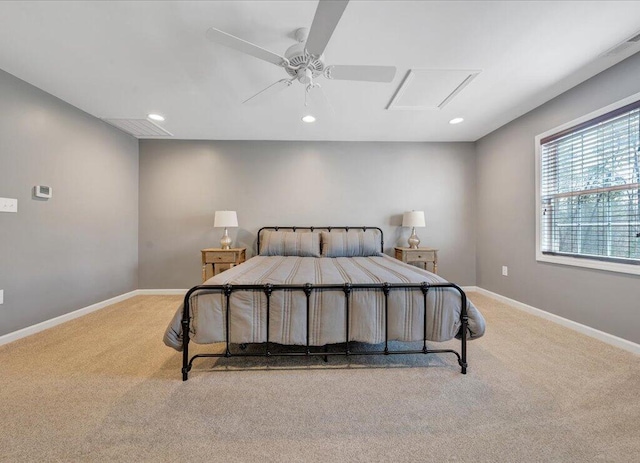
xmin=147 ymin=113 xmax=165 ymax=122
xmin=449 ymin=117 xmax=464 ymax=125
xmin=302 ymin=115 xmax=316 ymax=123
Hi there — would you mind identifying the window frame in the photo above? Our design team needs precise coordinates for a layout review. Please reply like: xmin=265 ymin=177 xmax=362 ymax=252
xmin=535 ymin=91 xmax=640 ymax=276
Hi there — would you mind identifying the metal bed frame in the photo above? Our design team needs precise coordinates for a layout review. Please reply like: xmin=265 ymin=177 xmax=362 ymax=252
xmin=180 ymin=226 xmax=468 ymax=381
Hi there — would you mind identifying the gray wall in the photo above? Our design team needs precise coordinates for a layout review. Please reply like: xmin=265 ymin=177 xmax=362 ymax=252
xmin=5 ymin=48 xmax=639 ymax=346
xmin=0 ymin=69 xmax=139 ymax=337
xmin=476 ymin=52 xmax=640 ymax=344
xmin=139 ymin=140 xmax=476 ymax=289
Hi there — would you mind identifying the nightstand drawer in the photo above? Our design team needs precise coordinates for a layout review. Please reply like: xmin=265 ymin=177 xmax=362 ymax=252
xmin=404 ymin=250 xmax=435 ymax=262
xmin=204 ymin=251 xmax=237 ymax=263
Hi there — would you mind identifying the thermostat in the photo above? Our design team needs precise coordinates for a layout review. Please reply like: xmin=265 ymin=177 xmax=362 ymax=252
xmin=34 ymin=185 xmax=52 ymax=199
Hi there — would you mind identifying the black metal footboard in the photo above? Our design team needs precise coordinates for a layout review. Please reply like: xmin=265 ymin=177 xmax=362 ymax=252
xmin=180 ymin=282 xmax=469 ymax=381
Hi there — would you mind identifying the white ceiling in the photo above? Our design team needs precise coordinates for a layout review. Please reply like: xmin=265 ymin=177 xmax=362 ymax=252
xmin=0 ymin=1 xmax=640 ymax=142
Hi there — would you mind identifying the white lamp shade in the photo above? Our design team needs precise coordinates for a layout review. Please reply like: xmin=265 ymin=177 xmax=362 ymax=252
xmin=214 ymin=210 xmax=238 ymax=228
xmin=402 ymin=211 xmax=425 ymax=228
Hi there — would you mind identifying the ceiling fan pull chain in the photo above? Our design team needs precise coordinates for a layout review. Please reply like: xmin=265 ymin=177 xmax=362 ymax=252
xmin=305 ymin=78 xmax=313 ymax=107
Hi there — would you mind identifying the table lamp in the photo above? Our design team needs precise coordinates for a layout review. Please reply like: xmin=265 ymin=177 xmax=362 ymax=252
xmin=402 ymin=210 xmax=425 ymax=249
xmin=214 ymin=210 xmax=238 ymax=249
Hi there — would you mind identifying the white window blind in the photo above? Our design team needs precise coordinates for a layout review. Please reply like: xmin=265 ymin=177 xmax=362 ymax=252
xmin=540 ymin=100 xmax=640 ymax=265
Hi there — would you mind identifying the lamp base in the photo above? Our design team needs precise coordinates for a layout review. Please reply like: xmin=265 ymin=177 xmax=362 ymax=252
xmin=220 ymin=228 xmax=232 ymax=250
xmin=408 ymin=227 xmax=420 ymax=249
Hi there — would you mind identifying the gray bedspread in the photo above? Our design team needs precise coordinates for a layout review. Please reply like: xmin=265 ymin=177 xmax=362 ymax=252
xmin=164 ymin=254 xmax=485 ymax=351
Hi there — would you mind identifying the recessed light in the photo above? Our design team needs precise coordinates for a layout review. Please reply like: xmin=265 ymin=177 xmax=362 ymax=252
xmin=147 ymin=113 xmax=165 ymax=122
xmin=302 ymin=115 xmax=316 ymax=123
xmin=449 ymin=117 xmax=464 ymax=125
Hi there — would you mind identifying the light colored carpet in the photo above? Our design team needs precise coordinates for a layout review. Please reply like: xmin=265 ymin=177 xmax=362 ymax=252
xmin=0 ymin=293 xmax=638 ymax=462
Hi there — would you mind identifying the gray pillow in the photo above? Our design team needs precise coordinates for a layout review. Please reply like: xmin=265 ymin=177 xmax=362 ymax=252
xmin=321 ymin=230 xmax=381 ymax=257
xmin=259 ymin=231 xmax=321 ymax=257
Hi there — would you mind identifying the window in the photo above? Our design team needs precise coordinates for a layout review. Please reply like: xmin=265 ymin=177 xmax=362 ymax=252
xmin=535 ymin=94 xmax=640 ymax=275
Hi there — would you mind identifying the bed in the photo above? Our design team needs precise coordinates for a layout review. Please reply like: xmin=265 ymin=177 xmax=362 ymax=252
xmin=164 ymin=227 xmax=485 ymax=380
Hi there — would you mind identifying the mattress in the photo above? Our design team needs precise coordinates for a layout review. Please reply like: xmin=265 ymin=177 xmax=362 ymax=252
xmin=163 ymin=254 xmax=485 ymax=351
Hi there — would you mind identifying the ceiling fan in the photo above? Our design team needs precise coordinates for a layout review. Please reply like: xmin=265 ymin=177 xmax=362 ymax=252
xmin=205 ymin=0 xmax=397 ymax=104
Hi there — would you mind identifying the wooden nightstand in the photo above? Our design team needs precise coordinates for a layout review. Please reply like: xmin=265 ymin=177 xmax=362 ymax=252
xmin=201 ymin=248 xmax=246 ymax=282
xmin=394 ymin=247 xmax=438 ymax=274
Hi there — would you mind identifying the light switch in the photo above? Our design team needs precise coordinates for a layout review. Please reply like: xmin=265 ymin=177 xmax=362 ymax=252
xmin=0 ymin=290 xmax=4 ymax=305
xmin=0 ymin=198 xmax=18 ymax=213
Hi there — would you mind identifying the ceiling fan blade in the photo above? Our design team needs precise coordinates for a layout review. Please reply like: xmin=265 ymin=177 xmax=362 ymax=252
xmin=325 ymin=65 xmax=397 ymax=83
xmin=242 ymin=79 xmax=293 ymax=105
xmin=305 ymin=0 xmax=349 ymax=58
xmin=206 ymin=27 xmax=286 ymax=67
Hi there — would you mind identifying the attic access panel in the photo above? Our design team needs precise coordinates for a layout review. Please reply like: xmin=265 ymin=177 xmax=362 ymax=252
xmin=387 ymin=69 xmax=480 ymax=110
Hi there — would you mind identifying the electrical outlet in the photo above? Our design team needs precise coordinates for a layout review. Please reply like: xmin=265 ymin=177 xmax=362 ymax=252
xmin=0 ymin=290 xmax=3 ymax=305
xmin=502 ymin=266 xmax=508 ymax=277
xmin=0 ymin=197 xmax=18 ymax=213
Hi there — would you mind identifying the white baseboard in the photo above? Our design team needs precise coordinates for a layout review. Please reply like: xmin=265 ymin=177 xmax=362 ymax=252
xmin=0 ymin=289 xmax=189 ymax=347
xmin=0 ymin=290 xmax=138 ymax=347
xmin=5 ymin=285 xmax=636 ymax=356
xmin=472 ymin=287 xmax=640 ymax=355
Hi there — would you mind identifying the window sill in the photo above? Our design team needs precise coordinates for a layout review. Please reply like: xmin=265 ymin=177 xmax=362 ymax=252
xmin=536 ymin=252 xmax=640 ymax=276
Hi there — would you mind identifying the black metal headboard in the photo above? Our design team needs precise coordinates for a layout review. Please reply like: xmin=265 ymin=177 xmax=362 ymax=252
xmin=257 ymin=226 xmax=384 ymax=254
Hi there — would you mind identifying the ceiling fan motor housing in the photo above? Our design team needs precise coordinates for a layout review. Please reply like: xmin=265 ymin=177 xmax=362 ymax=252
xmin=284 ymin=42 xmax=324 ymax=80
